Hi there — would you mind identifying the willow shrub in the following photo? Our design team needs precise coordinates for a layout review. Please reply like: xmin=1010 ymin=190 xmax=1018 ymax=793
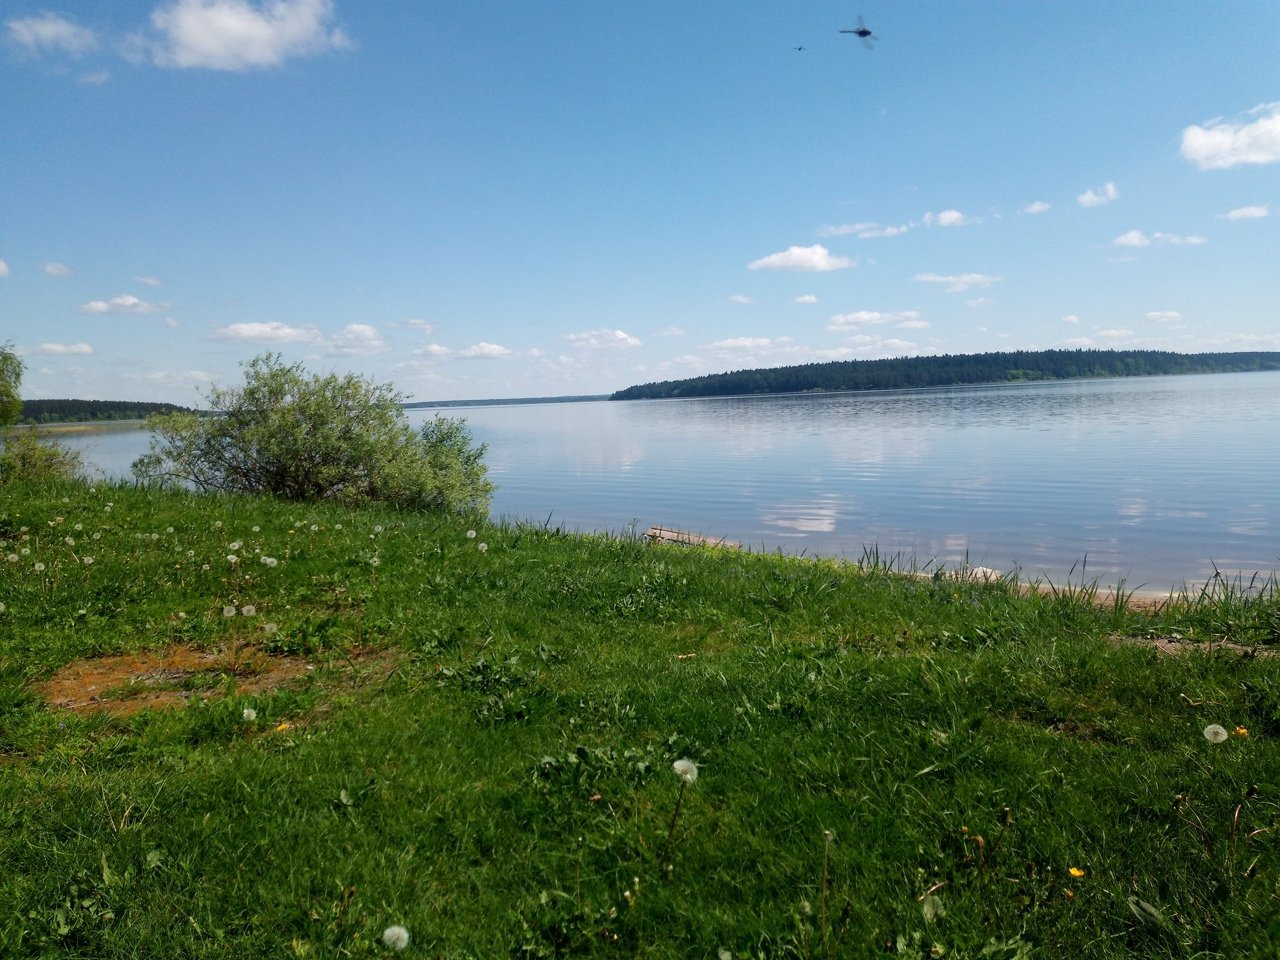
xmin=132 ymin=353 xmax=493 ymax=513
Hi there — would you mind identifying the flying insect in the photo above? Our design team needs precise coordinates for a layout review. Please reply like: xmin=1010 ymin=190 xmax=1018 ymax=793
xmin=839 ymin=15 xmax=876 ymax=49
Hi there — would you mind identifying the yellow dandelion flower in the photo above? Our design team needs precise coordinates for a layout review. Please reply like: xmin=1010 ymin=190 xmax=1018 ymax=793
xmin=1068 ymin=866 xmax=1086 ymax=878
xmin=1235 ymin=726 xmax=1249 ymax=738
xmin=275 ymin=721 xmax=292 ymax=732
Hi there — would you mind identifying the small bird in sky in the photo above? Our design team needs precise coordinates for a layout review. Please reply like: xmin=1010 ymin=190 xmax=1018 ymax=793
xmin=839 ymin=15 xmax=877 ymax=49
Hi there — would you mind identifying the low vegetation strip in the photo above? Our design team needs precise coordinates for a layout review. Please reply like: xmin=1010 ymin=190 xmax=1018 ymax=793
xmin=1 ymin=478 xmax=1279 ymax=957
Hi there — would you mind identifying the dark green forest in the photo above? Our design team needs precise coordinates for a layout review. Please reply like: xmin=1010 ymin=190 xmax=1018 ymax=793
xmin=609 ymin=349 xmax=1280 ymax=400
xmin=19 ymin=399 xmax=194 ymax=424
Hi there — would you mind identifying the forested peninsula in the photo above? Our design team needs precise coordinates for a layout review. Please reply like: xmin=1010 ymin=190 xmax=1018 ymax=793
xmin=609 ymin=349 xmax=1280 ymax=401
xmin=19 ymin=399 xmax=193 ymax=424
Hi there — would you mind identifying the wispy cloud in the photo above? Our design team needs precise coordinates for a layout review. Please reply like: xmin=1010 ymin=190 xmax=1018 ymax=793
xmin=914 ymin=272 xmax=1003 ymax=293
xmin=819 ymin=221 xmax=912 ymax=239
xmin=748 ymin=244 xmax=855 ymax=271
xmin=563 ymin=329 xmax=642 ymax=349
xmin=82 ymin=293 xmax=171 ymax=314
xmin=139 ymin=0 xmax=352 ymax=71
xmin=728 ymin=294 xmax=752 ymax=304
xmin=6 ymin=13 xmax=99 ymax=56
xmin=134 ymin=275 xmax=162 ymax=287
xmin=413 ymin=343 xmax=450 ymax=358
xmin=827 ymin=310 xmax=921 ymax=331
xmin=0 ymin=259 xmax=9 ymax=278
xmin=1077 ymin=181 xmax=1119 ymax=207
xmin=1221 ymin=204 xmax=1269 ymax=220
xmin=1062 ymin=314 xmax=1081 ymax=324
xmin=212 ymin=321 xmax=323 ymax=343
xmin=1112 ymin=230 xmax=1206 ymax=247
xmin=1145 ymin=311 xmax=1183 ymax=323
xmin=794 ymin=294 xmax=818 ymax=304
xmin=1181 ymin=103 xmax=1280 ymax=170
xmin=1021 ymin=201 xmax=1051 ymax=215
xmin=328 ymin=323 xmax=387 ymax=356
xmin=33 ymin=342 xmax=94 ymax=355
xmin=457 ymin=341 xmax=513 ymax=359
xmin=923 ymin=209 xmax=972 ymax=227
xmin=42 ymin=261 xmax=72 ymax=277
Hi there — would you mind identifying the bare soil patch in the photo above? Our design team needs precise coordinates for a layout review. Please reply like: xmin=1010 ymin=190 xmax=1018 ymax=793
xmin=37 ymin=644 xmax=315 ymax=716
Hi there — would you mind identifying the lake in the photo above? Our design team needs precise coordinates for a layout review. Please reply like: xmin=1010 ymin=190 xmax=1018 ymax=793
xmin=47 ymin=371 xmax=1280 ymax=595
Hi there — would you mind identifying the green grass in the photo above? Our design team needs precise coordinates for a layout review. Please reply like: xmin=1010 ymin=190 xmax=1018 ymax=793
xmin=2 ymin=477 xmax=1279 ymax=958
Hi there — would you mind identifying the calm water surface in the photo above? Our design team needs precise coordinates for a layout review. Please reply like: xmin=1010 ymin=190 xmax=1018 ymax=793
xmin=56 ymin=372 xmax=1280 ymax=594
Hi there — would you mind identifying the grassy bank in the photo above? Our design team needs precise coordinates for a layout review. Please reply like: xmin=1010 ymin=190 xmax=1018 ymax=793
xmin=2 ymin=479 xmax=1279 ymax=958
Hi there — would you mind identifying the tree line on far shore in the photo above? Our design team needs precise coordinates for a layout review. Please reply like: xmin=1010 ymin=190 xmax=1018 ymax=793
xmin=18 ymin=398 xmax=196 ymax=424
xmin=608 ymin=349 xmax=1280 ymax=401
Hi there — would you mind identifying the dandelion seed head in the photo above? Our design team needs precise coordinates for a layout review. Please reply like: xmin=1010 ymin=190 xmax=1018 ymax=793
xmin=5 ymin=554 xmax=17 ymax=563
xmin=34 ymin=562 xmax=45 ymax=571
xmin=333 ymin=523 xmax=342 ymax=530
xmin=92 ymin=532 xmax=101 ymax=540
xmin=477 ymin=543 xmax=488 ymax=554
xmin=227 ymin=554 xmax=239 ymax=564
xmin=241 ymin=605 xmax=256 ymax=617
xmin=82 ymin=557 xmax=94 ymax=565
xmin=213 ymin=521 xmax=223 ymax=529
xmin=242 ymin=708 xmax=257 ymax=722
xmin=73 ymin=523 xmax=83 ymax=532
xmin=373 ymin=524 xmax=384 ymax=534
xmin=201 ymin=564 xmax=210 ymax=571
xmin=264 ymin=622 xmax=279 ymax=634
xmin=222 ymin=606 xmax=236 ymax=617
xmin=252 ymin=525 xmax=261 ymax=532
xmin=466 ymin=529 xmax=476 ymax=539
xmin=382 ymin=925 xmax=410 ymax=950
xmin=165 ymin=527 xmax=174 ymax=534
xmin=370 ymin=556 xmax=380 ymax=566
xmin=229 ymin=541 xmax=243 ymax=551
xmin=64 ymin=537 xmax=75 ymax=546
xmin=673 ymin=758 xmax=698 ymax=783
xmin=20 ymin=547 xmax=30 ymax=555
xmin=1204 ymin=724 xmax=1229 ymax=744
xmin=310 ymin=524 xmax=319 ymax=532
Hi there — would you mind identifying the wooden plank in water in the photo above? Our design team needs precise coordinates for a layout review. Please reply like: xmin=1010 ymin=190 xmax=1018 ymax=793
xmin=645 ymin=526 xmax=742 ymax=550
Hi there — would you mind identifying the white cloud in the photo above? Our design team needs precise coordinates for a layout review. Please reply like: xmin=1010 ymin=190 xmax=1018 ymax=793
xmin=1181 ymin=103 xmax=1280 ymax=170
xmin=748 ymin=244 xmax=855 ymax=272
xmin=1061 ymin=337 xmax=1095 ymax=348
xmin=728 ymin=294 xmax=752 ymax=304
xmin=81 ymin=293 xmax=170 ymax=314
xmin=1113 ymin=230 xmax=1206 ymax=247
xmin=457 ymin=342 xmax=512 ymax=359
xmin=145 ymin=0 xmax=352 ymax=71
xmin=79 ymin=69 xmax=111 ymax=84
xmin=33 ymin=342 xmax=94 ymax=355
xmin=0 ymin=259 xmax=9 ymax=278
xmin=654 ymin=325 xmax=685 ymax=337
xmin=564 ymin=329 xmax=642 ymax=350
xmin=124 ymin=369 xmax=216 ymax=389
xmin=711 ymin=337 xmax=774 ymax=350
xmin=794 ymin=294 xmax=818 ymax=304
xmin=42 ymin=261 xmax=72 ymax=277
xmin=1062 ymin=314 xmax=1081 ymax=324
xmin=819 ymin=221 xmax=912 ymax=239
xmin=7 ymin=13 xmax=99 ymax=56
xmin=1077 ymin=181 xmax=1119 ymax=207
xmin=1222 ymin=204 xmax=1269 ymax=220
xmin=134 ymin=275 xmax=162 ymax=287
xmin=1145 ymin=311 xmax=1183 ymax=323
xmin=923 ymin=209 xmax=970 ymax=227
xmin=914 ymin=272 xmax=1003 ymax=293
xmin=1021 ymin=201 xmax=1051 ymax=215
xmin=896 ymin=318 xmax=930 ymax=330
xmin=1097 ymin=328 xmax=1133 ymax=339
xmin=212 ymin=321 xmax=323 ymax=343
xmin=966 ymin=297 xmax=992 ymax=308
xmin=827 ymin=310 xmax=921 ymax=331
xmin=413 ymin=343 xmax=450 ymax=358
xmin=328 ymin=323 xmax=387 ymax=356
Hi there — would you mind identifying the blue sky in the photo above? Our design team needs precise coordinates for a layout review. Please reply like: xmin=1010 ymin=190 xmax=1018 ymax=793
xmin=3 ymin=1 xmax=1278 ymax=404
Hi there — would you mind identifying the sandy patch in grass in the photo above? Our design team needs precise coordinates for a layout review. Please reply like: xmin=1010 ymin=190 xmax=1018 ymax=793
xmin=37 ymin=644 xmax=316 ymax=716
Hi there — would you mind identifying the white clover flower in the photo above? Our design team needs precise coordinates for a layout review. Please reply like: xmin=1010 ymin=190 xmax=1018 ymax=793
xmin=222 ymin=606 xmax=236 ymax=617
xmin=1204 ymin=724 xmax=1229 ymax=744
xmin=242 ymin=708 xmax=257 ymax=722
xmin=673 ymin=759 xmax=698 ymax=783
xmin=466 ymin=529 xmax=476 ymax=539
xmin=382 ymin=925 xmax=410 ymax=950
xmin=241 ymin=605 xmax=256 ymax=617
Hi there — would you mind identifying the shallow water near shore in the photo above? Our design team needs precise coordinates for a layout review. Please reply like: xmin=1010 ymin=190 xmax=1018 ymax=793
xmin=53 ymin=371 xmax=1280 ymax=595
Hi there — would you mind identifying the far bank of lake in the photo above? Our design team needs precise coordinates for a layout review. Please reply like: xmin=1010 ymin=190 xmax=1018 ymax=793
xmin=48 ymin=371 xmax=1280 ymax=595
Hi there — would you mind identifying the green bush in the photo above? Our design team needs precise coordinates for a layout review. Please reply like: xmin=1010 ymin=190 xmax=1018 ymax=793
xmin=0 ymin=343 xmax=84 ymax=485
xmin=132 ymin=353 xmax=493 ymax=513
